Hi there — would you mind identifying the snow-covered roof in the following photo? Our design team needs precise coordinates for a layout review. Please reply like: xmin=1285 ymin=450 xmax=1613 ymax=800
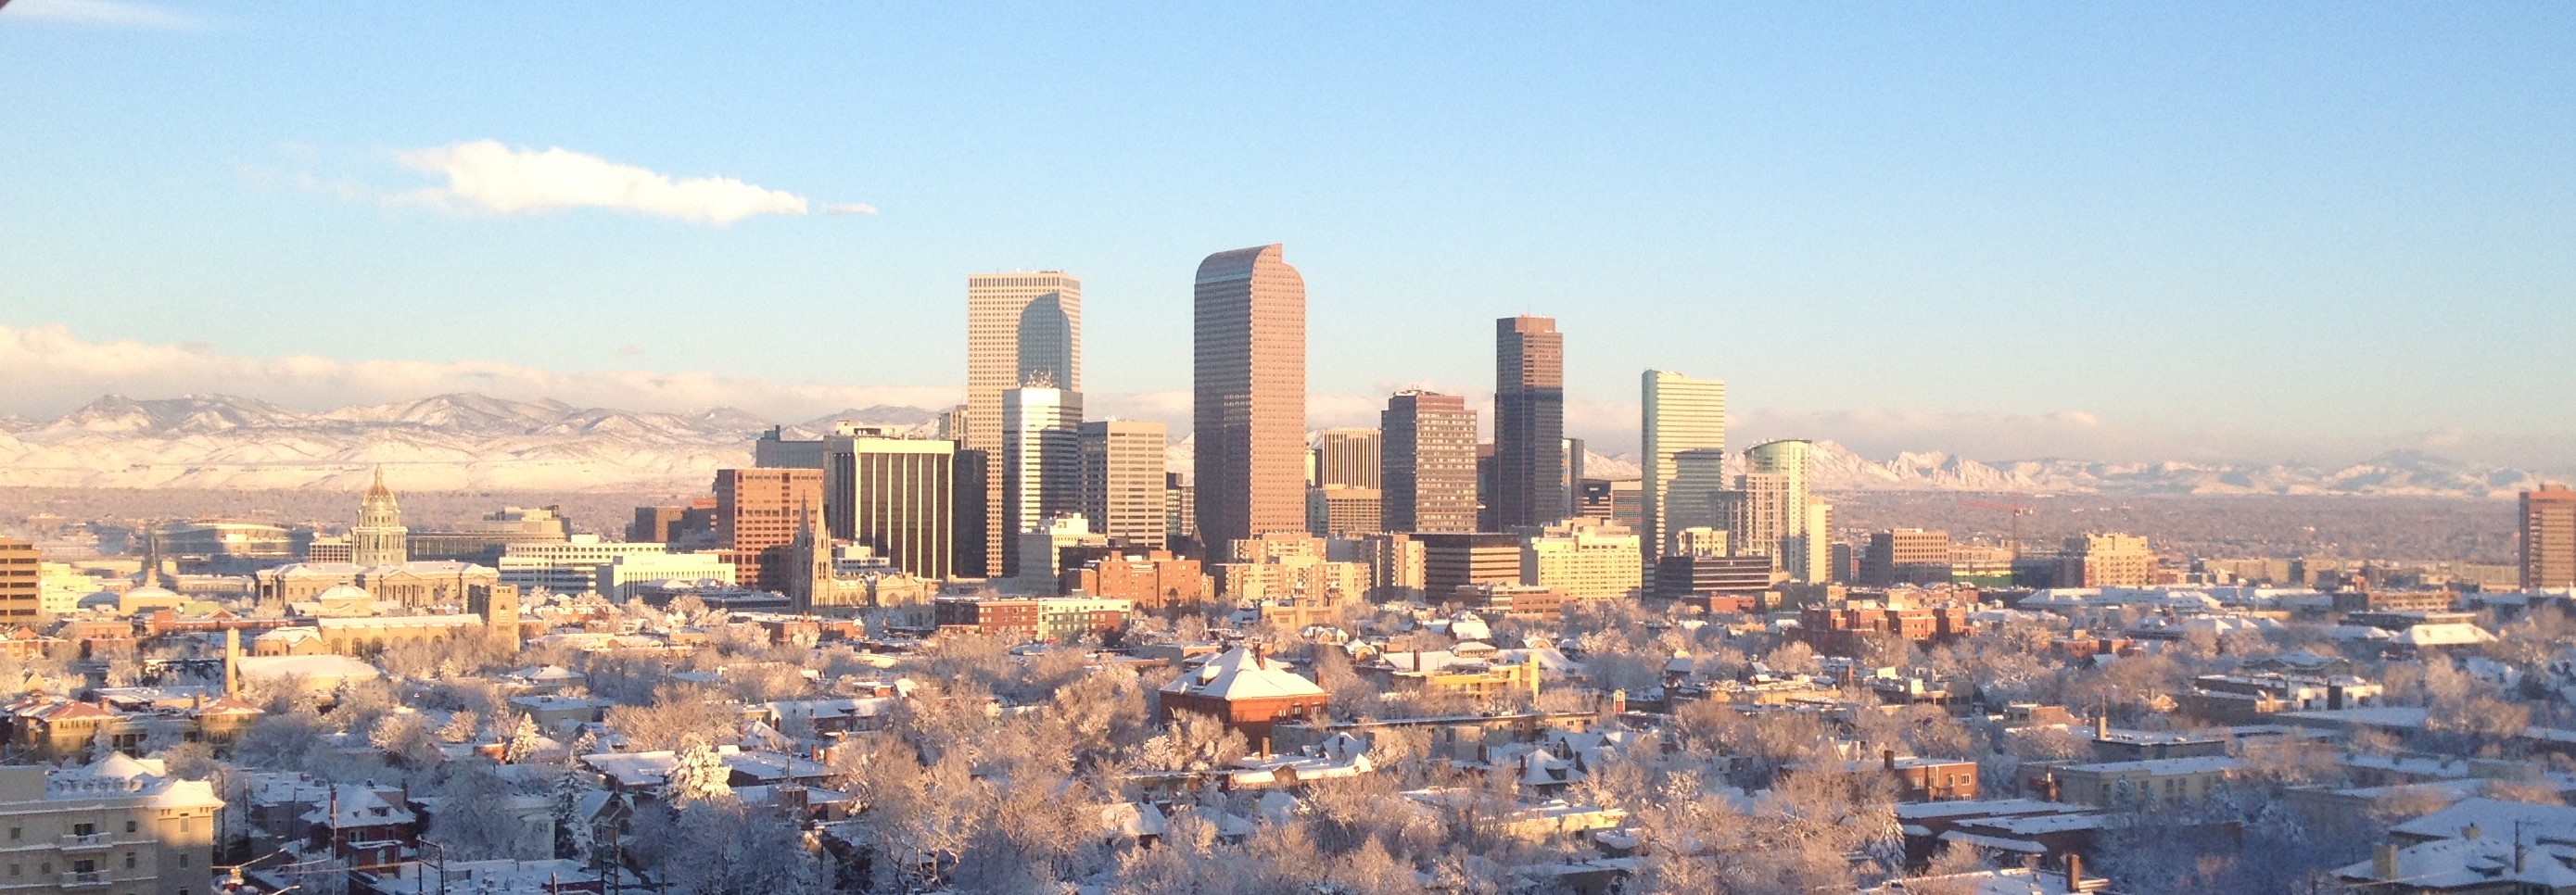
xmin=233 ymin=654 xmax=383 ymax=684
xmin=1160 ymin=647 xmax=1326 ymax=701
xmin=297 ymin=784 xmax=415 ymax=827
xmin=2060 ymin=756 xmax=2244 ymax=776
xmin=2395 ymin=623 xmax=2497 ymax=647
xmin=2335 ymin=836 xmax=2576 ymax=889
xmin=2390 ymin=798 xmax=2576 ymax=843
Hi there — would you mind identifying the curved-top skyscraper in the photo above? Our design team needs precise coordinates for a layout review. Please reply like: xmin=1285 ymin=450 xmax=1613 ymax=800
xmin=1193 ymin=245 xmax=1306 ymax=555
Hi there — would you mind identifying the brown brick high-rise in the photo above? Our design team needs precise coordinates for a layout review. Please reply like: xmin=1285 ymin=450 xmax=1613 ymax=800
xmin=2527 ymin=485 xmax=2576 ymax=589
xmin=716 ymin=468 xmax=823 ymax=593
xmin=1193 ymin=245 xmax=1307 ymax=556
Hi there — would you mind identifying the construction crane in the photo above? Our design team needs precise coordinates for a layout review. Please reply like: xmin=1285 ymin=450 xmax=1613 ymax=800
xmin=1960 ymin=495 xmax=2036 ymax=557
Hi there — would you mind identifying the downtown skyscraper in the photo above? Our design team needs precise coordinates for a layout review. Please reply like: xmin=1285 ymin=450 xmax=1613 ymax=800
xmin=999 ymin=384 xmax=1081 ymax=576
xmin=1641 ymin=370 xmax=1726 ymax=559
xmin=964 ymin=271 xmax=1083 ymax=577
xmin=1382 ymin=390 xmax=1479 ymax=534
xmin=1493 ymin=315 xmax=1566 ymax=530
xmin=1193 ymin=245 xmax=1307 ymax=554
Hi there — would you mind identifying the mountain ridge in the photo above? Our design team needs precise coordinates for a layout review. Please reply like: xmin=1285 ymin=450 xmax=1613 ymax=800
xmin=0 ymin=394 xmax=2555 ymax=497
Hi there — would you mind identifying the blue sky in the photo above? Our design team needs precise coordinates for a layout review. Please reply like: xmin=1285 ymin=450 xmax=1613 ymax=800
xmin=2 ymin=2 xmax=2570 ymax=464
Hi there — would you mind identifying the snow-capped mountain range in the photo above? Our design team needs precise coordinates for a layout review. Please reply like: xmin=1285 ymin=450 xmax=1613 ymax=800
xmin=0 ymin=394 xmax=932 ymax=492
xmin=0 ymin=394 xmax=2556 ymax=498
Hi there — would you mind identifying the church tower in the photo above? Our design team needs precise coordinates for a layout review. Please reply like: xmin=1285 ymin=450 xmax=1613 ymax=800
xmin=352 ymin=467 xmax=409 ymax=567
xmin=786 ymin=501 xmax=832 ymax=612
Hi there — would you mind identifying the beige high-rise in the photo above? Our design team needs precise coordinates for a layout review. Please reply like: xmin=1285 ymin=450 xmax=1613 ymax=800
xmin=1081 ymin=420 xmax=1169 ymax=549
xmin=1641 ymin=371 xmax=1725 ymax=559
xmin=1314 ymin=428 xmax=1383 ymax=489
xmin=1193 ymin=245 xmax=1306 ymax=555
xmin=966 ymin=271 xmax=1083 ymax=576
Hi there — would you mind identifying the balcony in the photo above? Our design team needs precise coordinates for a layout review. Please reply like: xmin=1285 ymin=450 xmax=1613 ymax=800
xmin=58 ymin=870 xmax=110 ymax=889
xmin=56 ymin=833 xmax=111 ymax=851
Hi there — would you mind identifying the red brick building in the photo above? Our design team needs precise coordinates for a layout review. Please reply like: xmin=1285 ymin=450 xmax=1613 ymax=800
xmin=1798 ymin=600 xmax=1973 ymax=657
xmin=1157 ymin=646 xmax=1330 ymax=750
xmin=1072 ymin=551 xmax=1211 ymax=611
xmin=933 ymin=597 xmax=1040 ymax=639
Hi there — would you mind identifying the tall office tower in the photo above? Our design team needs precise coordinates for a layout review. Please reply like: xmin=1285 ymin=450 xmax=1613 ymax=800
xmin=1641 ymin=371 xmax=1726 ymax=559
xmin=1787 ymin=498 xmax=1834 ymax=583
xmin=999 ymin=384 xmax=1082 ymax=576
xmin=952 ymin=448 xmax=990 ymax=577
xmin=1745 ymin=440 xmax=1812 ymax=539
xmin=1740 ymin=439 xmax=1814 ymax=573
xmin=1494 ymin=315 xmax=1566 ymax=530
xmin=1563 ymin=437 xmax=1587 ymax=519
xmin=352 ymin=467 xmax=409 ymax=567
xmin=1722 ymin=471 xmax=1796 ymax=564
xmin=1193 ymin=245 xmax=1306 ymax=555
xmin=1381 ymin=391 xmax=1480 ymax=534
xmin=1476 ymin=443 xmax=1498 ymax=532
xmin=2525 ymin=485 xmax=2576 ymax=589
xmin=823 ymin=429 xmax=957 ymax=579
xmin=1080 ymin=420 xmax=1169 ymax=549
xmin=714 ymin=467 xmax=824 ymax=593
xmin=754 ymin=426 xmax=827 ymax=469
xmin=1314 ymin=428 xmax=1383 ymax=489
xmin=0 ymin=538 xmax=33 ymax=619
xmin=966 ymin=271 xmax=1084 ymax=577
xmin=1165 ymin=472 xmax=1197 ymax=546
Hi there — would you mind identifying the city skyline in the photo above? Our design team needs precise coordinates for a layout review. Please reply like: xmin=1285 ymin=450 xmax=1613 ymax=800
xmin=4 ymin=6 xmax=2572 ymax=468
xmin=9 ymin=8 xmax=2576 ymax=895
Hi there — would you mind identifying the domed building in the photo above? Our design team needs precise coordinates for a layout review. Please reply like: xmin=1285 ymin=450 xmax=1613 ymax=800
xmin=114 ymin=585 xmax=185 ymax=615
xmin=351 ymin=467 xmax=408 ymax=567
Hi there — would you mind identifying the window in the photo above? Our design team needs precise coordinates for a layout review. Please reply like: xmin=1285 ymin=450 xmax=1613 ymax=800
xmin=70 ymin=860 xmax=92 ymax=874
xmin=7 ymin=863 xmax=18 ymax=876
xmin=73 ymin=823 xmax=95 ymax=836
xmin=178 ymin=854 xmax=186 ymax=867
xmin=8 ymin=826 xmax=19 ymax=840
xmin=124 ymin=853 xmax=134 ymax=869
xmin=123 ymin=821 xmax=134 ymax=833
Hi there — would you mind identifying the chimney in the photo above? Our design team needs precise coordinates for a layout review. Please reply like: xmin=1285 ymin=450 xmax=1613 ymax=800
xmin=1883 ymin=748 xmax=1897 ymax=772
xmin=2095 ymin=700 xmax=2110 ymax=740
xmin=1610 ymin=688 xmax=1627 ymax=717
xmin=2065 ymin=853 xmax=2084 ymax=888
xmin=2372 ymin=844 xmax=2398 ymax=880
xmin=2463 ymin=823 xmax=2481 ymax=841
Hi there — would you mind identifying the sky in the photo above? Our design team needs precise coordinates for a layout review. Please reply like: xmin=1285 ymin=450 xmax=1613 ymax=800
xmin=1 ymin=2 xmax=2570 ymax=467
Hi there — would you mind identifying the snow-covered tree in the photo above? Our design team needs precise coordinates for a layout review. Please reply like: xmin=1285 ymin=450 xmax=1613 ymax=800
xmin=664 ymin=739 xmax=733 ymax=805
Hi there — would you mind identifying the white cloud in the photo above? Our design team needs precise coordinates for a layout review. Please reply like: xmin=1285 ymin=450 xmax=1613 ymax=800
xmin=6 ymin=0 xmax=199 ymax=29
xmin=822 ymin=203 xmax=879 ymax=215
xmin=0 ymin=324 xmax=956 ymax=422
xmin=389 ymin=140 xmax=838 ymax=225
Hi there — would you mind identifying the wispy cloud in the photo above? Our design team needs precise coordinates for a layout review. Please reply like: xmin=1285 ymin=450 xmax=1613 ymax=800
xmin=6 ymin=0 xmax=200 ymax=29
xmin=388 ymin=140 xmax=858 ymax=226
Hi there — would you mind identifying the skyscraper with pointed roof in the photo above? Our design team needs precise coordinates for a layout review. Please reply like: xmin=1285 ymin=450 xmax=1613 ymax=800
xmin=351 ymin=467 xmax=409 ymax=567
